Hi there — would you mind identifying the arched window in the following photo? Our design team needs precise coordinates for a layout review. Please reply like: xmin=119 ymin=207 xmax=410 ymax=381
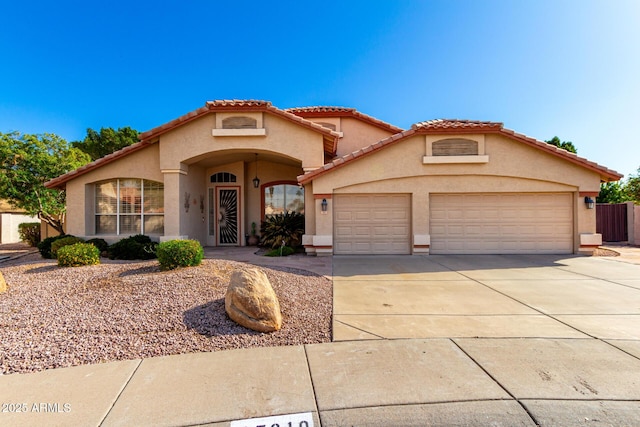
xmin=210 ymin=172 xmax=237 ymax=183
xmin=221 ymin=116 xmax=257 ymax=129
xmin=263 ymin=182 xmax=304 ymax=217
xmin=95 ymin=179 xmax=164 ymax=235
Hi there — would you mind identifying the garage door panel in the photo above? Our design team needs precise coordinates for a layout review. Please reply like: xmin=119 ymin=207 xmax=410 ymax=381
xmin=335 ymin=194 xmax=410 ymax=255
xmin=431 ymin=193 xmax=573 ymax=254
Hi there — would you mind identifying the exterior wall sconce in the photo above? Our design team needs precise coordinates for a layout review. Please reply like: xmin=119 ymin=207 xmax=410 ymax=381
xmin=252 ymin=153 xmax=260 ymax=188
xmin=321 ymin=198 xmax=328 ymax=214
xmin=584 ymin=196 xmax=595 ymax=209
xmin=184 ymin=192 xmax=191 ymax=212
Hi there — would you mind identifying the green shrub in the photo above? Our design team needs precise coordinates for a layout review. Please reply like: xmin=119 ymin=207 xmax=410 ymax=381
xmin=108 ymin=235 xmax=158 ymax=260
xmin=157 ymin=239 xmax=204 ymax=270
xmin=86 ymin=238 xmax=109 ymax=253
xmin=264 ymin=246 xmax=295 ymax=257
xmin=18 ymin=222 xmax=41 ymax=247
xmin=260 ymin=212 xmax=305 ymax=249
xmin=51 ymin=236 xmax=85 ymax=259
xmin=57 ymin=243 xmax=100 ymax=267
xmin=38 ymin=235 xmax=69 ymax=259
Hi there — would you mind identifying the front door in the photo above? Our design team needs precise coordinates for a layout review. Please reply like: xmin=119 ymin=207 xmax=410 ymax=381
xmin=216 ymin=187 xmax=239 ymax=246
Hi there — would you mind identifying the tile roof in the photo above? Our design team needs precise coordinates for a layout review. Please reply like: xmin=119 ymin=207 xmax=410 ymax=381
xmin=298 ymin=119 xmax=623 ymax=185
xmin=45 ymin=100 xmax=341 ymax=189
xmin=138 ymin=100 xmax=340 ymax=144
xmin=286 ymin=106 xmax=404 ymax=134
xmin=412 ymin=119 xmax=504 ymax=131
xmin=44 ymin=140 xmax=154 ymax=189
xmin=286 ymin=106 xmax=356 ymax=114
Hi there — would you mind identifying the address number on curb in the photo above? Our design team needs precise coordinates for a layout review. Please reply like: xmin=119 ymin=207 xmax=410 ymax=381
xmin=230 ymin=411 xmax=314 ymax=427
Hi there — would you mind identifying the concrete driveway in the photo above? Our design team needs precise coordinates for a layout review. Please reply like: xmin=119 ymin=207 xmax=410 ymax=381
xmin=333 ymin=254 xmax=640 ymax=343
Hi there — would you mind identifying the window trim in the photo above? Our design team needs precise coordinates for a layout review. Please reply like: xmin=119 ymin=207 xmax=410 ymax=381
xmin=423 ymin=135 xmax=489 ymax=164
xmin=95 ymin=178 xmax=164 ymax=235
xmin=261 ymin=180 xmax=304 ymax=220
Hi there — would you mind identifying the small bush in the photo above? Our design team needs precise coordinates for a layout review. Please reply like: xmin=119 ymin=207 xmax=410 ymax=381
xmin=51 ymin=236 xmax=85 ymax=259
xmin=264 ymin=246 xmax=295 ymax=257
xmin=108 ymin=235 xmax=158 ymax=260
xmin=38 ymin=235 xmax=68 ymax=259
xmin=57 ymin=243 xmax=100 ymax=267
xmin=157 ymin=239 xmax=204 ymax=270
xmin=18 ymin=222 xmax=41 ymax=247
xmin=86 ymin=238 xmax=109 ymax=253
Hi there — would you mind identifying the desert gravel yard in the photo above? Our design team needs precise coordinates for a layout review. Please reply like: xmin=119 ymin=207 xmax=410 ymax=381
xmin=0 ymin=253 xmax=332 ymax=375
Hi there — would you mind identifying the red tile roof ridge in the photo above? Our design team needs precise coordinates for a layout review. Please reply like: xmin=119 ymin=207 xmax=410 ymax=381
xmin=287 ymin=106 xmax=403 ymax=133
xmin=47 ymin=100 xmax=341 ymax=189
xmin=206 ymin=99 xmax=272 ymax=107
xmin=45 ymin=140 xmax=153 ymax=189
xmin=299 ymin=122 xmax=623 ymax=184
xmin=138 ymin=101 xmax=340 ymax=143
xmin=298 ymin=129 xmax=417 ymax=184
xmin=285 ymin=106 xmax=356 ymax=113
xmin=412 ymin=119 xmax=504 ymax=130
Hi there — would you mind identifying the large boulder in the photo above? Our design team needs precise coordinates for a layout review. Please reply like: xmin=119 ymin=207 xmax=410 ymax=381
xmin=225 ymin=268 xmax=282 ymax=332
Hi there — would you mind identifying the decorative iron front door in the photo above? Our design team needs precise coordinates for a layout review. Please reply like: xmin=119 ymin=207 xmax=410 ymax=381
xmin=217 ymin=188 xmax=239 ymax=245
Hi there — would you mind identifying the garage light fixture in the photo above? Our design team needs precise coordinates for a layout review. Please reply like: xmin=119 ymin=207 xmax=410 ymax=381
xmin=321 ymin=198 xmax=328 ymax=214
xmin=584 ymin=196 xmax=595 ymax=209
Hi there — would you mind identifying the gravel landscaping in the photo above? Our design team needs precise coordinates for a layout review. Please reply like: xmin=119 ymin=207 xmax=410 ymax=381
xmin=0 ymin=253 xmax=332 ymax=375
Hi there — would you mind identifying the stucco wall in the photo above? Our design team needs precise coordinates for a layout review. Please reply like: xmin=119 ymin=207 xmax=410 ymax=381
xmin=179 ymin=164 xmax=206 ymax=244
xmin=308 ymin=132 xmax=603 ymax=253
xmin=64 ymin=144 xmax=162 ymax=237
xmin=0 ymin=213 xmax=39 ymax=244
xmin=336 ymin=117 xmax=396 ymax=157
xmin=159 ymin=113 xmax=325 ymax=171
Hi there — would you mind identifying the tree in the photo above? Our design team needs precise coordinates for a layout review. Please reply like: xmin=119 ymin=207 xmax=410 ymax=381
xmin=625 ymin=168 xmax=640 ymax=203
xmin=597 ymin=181 xmax=626 ymax=203
xmin=546 ymin=136 xmax=577 ymax=154
xmin=0 ymin=132 xmax=91 ymax=233
xmin=72 ymin=126 xmax=138 ymax=161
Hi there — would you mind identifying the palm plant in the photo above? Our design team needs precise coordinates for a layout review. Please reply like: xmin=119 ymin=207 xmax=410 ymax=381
xmin=260 ymin=212 xmax=304 ymax=249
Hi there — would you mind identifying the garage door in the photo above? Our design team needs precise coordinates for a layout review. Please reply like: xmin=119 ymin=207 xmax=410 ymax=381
xmin=334 ymin=194 xmax=411 ymax=254
xmin=430 ymin=193 xmax=573 ymax=254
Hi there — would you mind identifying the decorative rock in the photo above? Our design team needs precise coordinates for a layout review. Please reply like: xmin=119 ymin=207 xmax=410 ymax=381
xmin=0 ymin=271 xmax=6 ymax=293
xmin=225 ymin=268 xmax=282 ymax=332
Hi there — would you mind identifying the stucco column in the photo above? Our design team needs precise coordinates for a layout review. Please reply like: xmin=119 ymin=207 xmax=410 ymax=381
xmin=161 ymin=169 xmax=189 ymax=241
xmin=578 ymin=191 xmax=601 ymax=254
xmin=301 ymin=183 xmax=317 ymax=255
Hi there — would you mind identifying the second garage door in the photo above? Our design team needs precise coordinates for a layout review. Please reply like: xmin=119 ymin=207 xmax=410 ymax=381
xmin=430 ymin=193 xmax=573 ymax=254
xmin=334 ymin=194 xmax=411 ymax=254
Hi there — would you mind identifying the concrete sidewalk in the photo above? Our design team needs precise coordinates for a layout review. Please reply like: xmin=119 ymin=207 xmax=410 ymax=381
xmin=1 ymin=250 xmax=640 ymax=426
xmin=1 ymin=338 xmax=639 ymax=426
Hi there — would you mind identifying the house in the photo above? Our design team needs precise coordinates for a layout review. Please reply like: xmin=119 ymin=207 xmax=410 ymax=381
xmin=0 ymin=200 xmax=39 ymax=244
xmin=45 ymin=100 xmax=622 ymax=255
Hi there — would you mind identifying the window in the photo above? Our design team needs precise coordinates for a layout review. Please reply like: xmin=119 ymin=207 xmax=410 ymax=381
xmin=264 ymin=183 xmax=304 ymax=217
xmin=222 ymin=116 xmax=257 ymax=129
xmin=432 ymin=139 xmax=478 ymax=156
xmin=95 ymin=179 xmax=164 ymax=235
xmin=423 ymin=136 xmax=489 ymax=164
xmin=210 ymin=172 xmax=237 ymax=183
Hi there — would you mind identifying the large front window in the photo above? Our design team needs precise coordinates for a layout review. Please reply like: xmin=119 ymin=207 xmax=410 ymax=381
xmin=264 ymin=183 xmax=304 ymax=217
xmin=95 ymin=179 xmax=164 ymax=235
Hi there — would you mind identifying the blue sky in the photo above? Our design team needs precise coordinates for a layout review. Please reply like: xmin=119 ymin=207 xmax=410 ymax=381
xmin=1 ymin=0 xmax=638 ymax=178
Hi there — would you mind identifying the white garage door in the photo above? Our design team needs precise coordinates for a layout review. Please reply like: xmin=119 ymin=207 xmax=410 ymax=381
xmin=430 ymin=193 xmax=573 ymax=254
xmin=334 ymin=194 xmax=411 ymax=255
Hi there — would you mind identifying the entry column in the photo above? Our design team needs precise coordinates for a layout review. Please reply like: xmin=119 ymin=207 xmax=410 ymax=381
xmin=161 ymin=168 xmax=188 ymax=241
